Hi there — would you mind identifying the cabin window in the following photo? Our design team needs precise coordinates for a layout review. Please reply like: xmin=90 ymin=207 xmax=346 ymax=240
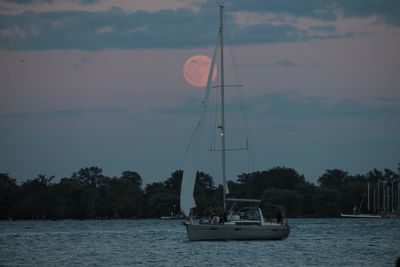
xmin=230 ymin=208 xmax=261 ymax=221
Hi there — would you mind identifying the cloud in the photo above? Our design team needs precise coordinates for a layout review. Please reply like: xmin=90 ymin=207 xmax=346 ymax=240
xmin=0 ymin=8 xmax=217 ymax=50
xmin=0 ymin=106 xmax=128 ymax=120
xmin=73 ymin=0 xmax=101 ymax=4
xmin=219 ymin=0 xmax=400 ymax=25
xmin=309 ymin=25 xmax=336 ymax=32
xmin=244 ymin=92 xmax=400 ymax=119
xmin=1 ymin=1 xmax=399 ymax=50
xmin=4 ymin=0 xmax=54 ymax=4
xmin=275 ymin=59 xmax=298 ymax=68
xmin=151 ymin=97 xmax=204 ymax=116
xmin=0 ymin=8 xmax=355 ymax=50
xmin=154 ymin=92 xmax=400 ymax=120
xmin=90 ymin=107 xmax=127 ymax=114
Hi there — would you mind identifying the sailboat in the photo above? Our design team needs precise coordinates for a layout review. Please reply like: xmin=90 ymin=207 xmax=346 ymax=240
xmin=180 ymin=2 xmax=290 ymax=241
xmin=341 ymin=182 xmax=382 ymax=218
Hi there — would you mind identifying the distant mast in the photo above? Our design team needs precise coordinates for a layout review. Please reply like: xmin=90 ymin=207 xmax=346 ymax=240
xmin=367 ymin=182 xmax=370 ymax=211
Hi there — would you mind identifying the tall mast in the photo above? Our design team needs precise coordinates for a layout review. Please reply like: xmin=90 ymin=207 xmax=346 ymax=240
xmin=373 ymin=188 xmax=376 ymax=213
xmin=397 ymin=183 xmax=400 ymax=212
xmin=377 ymin=180 xmax=380 ymax=212
xmin=367 ymin=182 xmax=370 ymax=211
xmin=392 ymin=181 xmax=394 ymax=212
xmin=219 ymin=2 xmax=227 ymax=211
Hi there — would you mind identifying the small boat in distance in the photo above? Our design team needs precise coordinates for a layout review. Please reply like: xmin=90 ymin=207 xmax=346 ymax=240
xmin=341 ymin=182 xmax=382 ymax=218
xmin=160 ymin=205 xmax=183 ymax=220
xmin=340 ymin=213 xmax=381 ymax=218
xmin=160 ymin=215 xmax=184 ymax=220
xmin=180 ymin=1 xmax=290 ymax=241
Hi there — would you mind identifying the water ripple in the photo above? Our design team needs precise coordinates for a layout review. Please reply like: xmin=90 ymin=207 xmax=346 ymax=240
xmin=0 ymin=219 xmax=399 ymax=266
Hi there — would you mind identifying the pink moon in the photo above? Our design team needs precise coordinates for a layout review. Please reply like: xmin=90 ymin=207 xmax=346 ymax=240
xmin=183 ymin=55 xmax=218 ymax=88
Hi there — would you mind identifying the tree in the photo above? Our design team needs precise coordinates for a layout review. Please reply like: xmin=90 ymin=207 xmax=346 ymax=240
xmin=318 ymin=169 xmax=349 ymax=189
xmin=366 ymin=168 xmax=384 ymax=182
xmin=120 ymin=171 xmax=142 ymax=186
xmin=0 ymin=173 xmax=17 ymax=219
xmin=235 ymin=167 xmax=305 ymax=198
xmin=70 ymin=167 xmax=106 ymax=218
xmin=163 ymin=170 xmax=183 ymax=195
xmin=54 ymin=177 xmax=85 ymax=218
xmin=261 ymin=188 xmax=304 ymax=217
xmin=143 ymin=182 xmax=171 ymax=217
xmin=16 ymin=175 xmax=55 ymax=219
xmin=313 ymin=187 xmax=341 ymax=217
xmin=1 ymin=165 xmax=398 ymax=220
xmin=106 ymin=171 xmax=144 ymax=218
xmin=71 ymin=166 xmax=105 ymax=188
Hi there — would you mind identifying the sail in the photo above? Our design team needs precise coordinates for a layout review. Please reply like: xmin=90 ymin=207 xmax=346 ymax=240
xmin=180 ymin=42 xmax=218 ymax=217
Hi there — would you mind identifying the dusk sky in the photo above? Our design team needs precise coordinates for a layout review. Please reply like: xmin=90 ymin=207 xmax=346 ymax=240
xmin=1 ymin=0 xmax=399 ymax=185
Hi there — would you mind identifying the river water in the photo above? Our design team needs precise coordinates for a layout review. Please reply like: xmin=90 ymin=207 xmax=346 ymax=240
xmin=0 ymin=218 xmax=399 ymax=266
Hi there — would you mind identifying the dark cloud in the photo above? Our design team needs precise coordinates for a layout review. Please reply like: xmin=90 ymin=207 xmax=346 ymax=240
xmin=0 ymin=8 xmax=353 ymax=50
xmin=309 ymin=25 xmax=336 ymax=32
xmin=151 ymin=97 xmax=203 ymax=116
xmin=336 ymin=0 xmax=400 ymax=25
xmin=4 ymin=0 xmax=54 ymax=4
xmin=3 ymin=0 xmax=99 ymax=4
xmin=0 ymin=8 xmax=217 ymax=50
xmin=1 ymin=0 xmax=399 ymax=50
xmin=244 ymin=92 xmax=400 ymax=119
xmin=214 ymin=0 xmax=337 ymax=20
xmin=217 ymin=0 xmax=400 ymax=25
xmin=275 ymin=59 xmax=298 ymax=68
xmin=231 ymin=23 xmax=308 ymax=44
xmin=73 ymin=0 xmax=101 ymax=4
xmin=154 ymin=92 xmax=400 ymax=120
xmin=0 ymin=107 xmax=128 ymax=120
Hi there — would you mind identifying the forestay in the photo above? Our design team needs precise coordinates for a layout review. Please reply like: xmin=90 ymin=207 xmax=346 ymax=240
xmin=180 ymin=42 xmax=219 ymax=217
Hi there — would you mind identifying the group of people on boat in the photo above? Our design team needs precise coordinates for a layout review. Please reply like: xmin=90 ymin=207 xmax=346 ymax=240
xmin=197 ymin=207 xmax=284 ymax=225
xmin=198 ymin=210 xmax=227 ymax=225
xmin=199 ymin=208 xmax=261 ymax=225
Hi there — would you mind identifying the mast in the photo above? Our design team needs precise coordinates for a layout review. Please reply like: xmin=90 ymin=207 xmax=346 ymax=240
xmin=391 ymin=181 xmax=394 ymax=212
xmin=377 ymin=180 xmax=380 ymax=212
xmin=367 ymin=182 xmax=370 ymax=211
xmin=219 ymin=2 xmax=227 ymax=211
xmin=383 ymin=181 xmax=386 ymax=212
xmin=397 ymin=183 xmax=400 ymax=212
xmin=373 ymin=188 xmax=376 ymax=213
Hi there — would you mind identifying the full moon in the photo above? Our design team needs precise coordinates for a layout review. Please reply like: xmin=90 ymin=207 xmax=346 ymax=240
xmin=183 ymin=55 xmax=218 ymax=88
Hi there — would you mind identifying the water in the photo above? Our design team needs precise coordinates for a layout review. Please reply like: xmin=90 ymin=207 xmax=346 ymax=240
xmin=0 ymin=218 xmax=399 ymax=266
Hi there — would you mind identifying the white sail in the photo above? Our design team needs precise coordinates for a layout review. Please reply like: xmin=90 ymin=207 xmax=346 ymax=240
xmin=180 ymin=43 xmax=218 ymax=217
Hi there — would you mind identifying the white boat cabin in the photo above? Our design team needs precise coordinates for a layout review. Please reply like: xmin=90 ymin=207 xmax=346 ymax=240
xmin=198 ymin=198 xmax=286 ymax=226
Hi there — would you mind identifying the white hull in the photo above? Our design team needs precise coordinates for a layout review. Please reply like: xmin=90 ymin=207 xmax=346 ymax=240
xmin=340 ymin=213 xmax=382 ymax=218
xmin=186 ymin=223 xmax=290 ymax=241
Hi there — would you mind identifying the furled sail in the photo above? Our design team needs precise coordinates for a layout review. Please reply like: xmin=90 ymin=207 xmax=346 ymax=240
xmin=180 ymin=43 xmax=218 ymax=217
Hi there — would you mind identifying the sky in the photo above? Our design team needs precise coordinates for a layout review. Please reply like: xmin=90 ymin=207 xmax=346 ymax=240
xmin=0 ymin=0 xmax=399 ymax=185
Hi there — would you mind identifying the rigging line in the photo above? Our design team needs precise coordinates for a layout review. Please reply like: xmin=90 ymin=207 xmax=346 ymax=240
xmin=213 ymin=52 xmax=222 ymax=187
xmin=184 ymin=42 xmax=218 ymax=156
xmin=207 ymin=45 xmax=220 ymax=187
xmin=210 ymin=60 xmax=219 ymax=185
xmin=225 ymin=13 xmax=254 ymax=174
xmin=224 ymin=14 xmax=242 ymax=86
xmin=180 ymin=38 xmax=219 ymax=216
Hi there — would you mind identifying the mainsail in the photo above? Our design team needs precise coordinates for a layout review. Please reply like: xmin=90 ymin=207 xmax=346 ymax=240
xmin=180 ymin=43 xmax=218 ymax=217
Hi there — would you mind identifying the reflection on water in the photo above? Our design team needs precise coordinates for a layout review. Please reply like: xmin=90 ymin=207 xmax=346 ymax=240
xmin=0 ymin=218 xmax=399 ymax=266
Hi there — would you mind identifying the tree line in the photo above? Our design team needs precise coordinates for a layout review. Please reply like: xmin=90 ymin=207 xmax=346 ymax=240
xmin=1 ymin=165 xmax=399 ymax=220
